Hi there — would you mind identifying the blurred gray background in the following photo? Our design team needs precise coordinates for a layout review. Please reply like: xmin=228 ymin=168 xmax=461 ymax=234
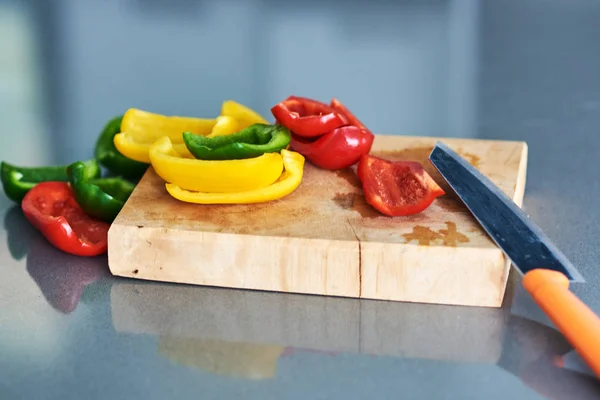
xmin=1 ymin=0 xmax=482 ymax=166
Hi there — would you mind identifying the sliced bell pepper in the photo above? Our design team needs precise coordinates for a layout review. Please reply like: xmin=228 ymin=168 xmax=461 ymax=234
xmin=220 ymin=100 xmax=269 ymax=129
xmin=357 ymin=154 xmax=445 ymax=216
xmin=21 ymin=181 xmax=110 ymax=256
xmin=114 ymin=130 xmax=198 ymax=163
xmin=330 ymin=98 xmax=373 ymax=135
xmin=166 ymin=149 xmax=305 ymax=204
xmin=1 ymin=159 xmax=100 ymax=204
xmin=207 ymin=116 xmax=240 ymax=138
xmin=270 ymin=96 xmax=348 ymax=138
xmin=113 ymin=131 xmax=158 ymax=164
xmin=114 ymin=108 xmax=217 ymax=163
xmin=67 ymin=161 xmax=136 ymax=223
xmin=183 ymin=123 xmax=291 ymax=160
xmin=94 ymin=115 xmax=149 ymax=181
xmin=290 ymin=126 xmax=374 ymax=170
xmin=120 ymin=107 xmax=217 ymax=140
xmin=149 ymin=136 xmax=284 ymax=193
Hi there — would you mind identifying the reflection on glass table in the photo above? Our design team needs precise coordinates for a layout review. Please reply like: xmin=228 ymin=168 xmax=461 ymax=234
xmin=107 ymin=279 xmax=600 ymax=398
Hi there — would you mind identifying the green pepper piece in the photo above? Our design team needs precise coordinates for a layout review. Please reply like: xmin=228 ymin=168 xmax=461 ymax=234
xmin=94 ymin=115 xmax=149 ymax=181
xmin=182 ymin=123 xmax=291 ymax=160
xmin=1 ymin=159 xmax=100 ymax=204
xmin=67 ymin=161 xmax=136 ymax=223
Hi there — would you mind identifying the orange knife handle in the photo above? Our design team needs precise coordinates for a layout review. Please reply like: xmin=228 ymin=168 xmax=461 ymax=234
xmin=523 ymin=269 xmax=600 ymax=377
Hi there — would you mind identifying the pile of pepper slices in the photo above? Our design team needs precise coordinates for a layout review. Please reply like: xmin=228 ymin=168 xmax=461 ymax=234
xmin=1 ymin=97 xmax=445 ymax=258
xmin=113 ymin=101 xmax=305 ymax=205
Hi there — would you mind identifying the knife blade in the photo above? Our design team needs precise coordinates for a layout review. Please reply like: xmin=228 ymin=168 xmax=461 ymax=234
xmin=428 ymin=141 xmax=600 ymax=378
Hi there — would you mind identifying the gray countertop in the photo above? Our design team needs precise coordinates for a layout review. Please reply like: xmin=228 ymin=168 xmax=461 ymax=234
xmin=1 ymin=0 xmax=600 ymax=399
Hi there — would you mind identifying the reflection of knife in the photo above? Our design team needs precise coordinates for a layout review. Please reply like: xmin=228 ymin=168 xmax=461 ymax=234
xmin=429 ymin=141 xmax=600 ymax=378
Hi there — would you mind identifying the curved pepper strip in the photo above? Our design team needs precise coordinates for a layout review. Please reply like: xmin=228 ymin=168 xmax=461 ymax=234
xmin=220 ymin=100 xmax=269 ymax=129
xmin=183 ymin=123 xmax=291 ymax=160
xmin=21 ymin=182 xmax=110 ymax=256
xmin=330 ymin=98 xmax=373 ymax=135
xmin=149 ymin=136 xmax=284 ymax=193
xmin=94 ymin=115 xmax=149 ymax=181
xmin=120 ymin=108 xmax=217 ymax=140
xmin=114 ymin=102 xmax=269 ymax=163
xmin=270 ymin=97 xmax=348 ymax=138
xmin=290 ymin=126 xmax=374 ymax=170
xmin=166 ymin=149 xmax=305 ymax=204
xmin=1 ymin=159 xmax=100 ymax=204
xmin=67 ymin=161 xmax=136 ymax=223
xmin=114 ymin=108 xmax=217 ymax=163
xmin=207 ymin=116 xmax=240 ymax=138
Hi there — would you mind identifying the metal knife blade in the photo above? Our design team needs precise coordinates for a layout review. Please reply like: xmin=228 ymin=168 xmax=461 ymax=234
xmin=428 ymin=141 xmax=584 ymax=283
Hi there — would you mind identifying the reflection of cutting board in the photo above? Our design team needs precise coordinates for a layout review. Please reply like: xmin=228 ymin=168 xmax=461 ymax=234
xmin=111 ymin=282 xmax=510 ymax=364
xmin=107 ymin=135 xmax=527 ymax=307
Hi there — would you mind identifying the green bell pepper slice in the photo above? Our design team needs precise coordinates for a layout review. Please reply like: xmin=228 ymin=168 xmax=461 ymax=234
xmin=182 ymin=123 xmax=291 ymax=160
xmin=94 ymin=115 xmax=149 ymax=181
xmin=1 ymin=159 xmax=100 ymax=204
xmin=67 ymin=161 xmax=136 ymax=223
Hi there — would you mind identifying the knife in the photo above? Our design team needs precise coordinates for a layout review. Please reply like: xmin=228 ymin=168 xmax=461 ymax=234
xmin=428 ymin=141 xmax=600 ymax=377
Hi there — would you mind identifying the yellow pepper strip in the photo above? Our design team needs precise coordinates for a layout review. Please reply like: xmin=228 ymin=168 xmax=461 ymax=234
xmin=149 ymin=136 xmax=284 ymax=193
xmin=114 ymin=130 xmax=193 ymax=164
xmin=115 ymin=108 xmax=217 ymax=163
xmin=114 ymin=131 xmax=155 ymax=163
xmin=207 ymin=116 xmax=240 ymax=138
xmin=115 ymin=103 xmax=268 ymax=162
xmin=165 ymin=149 xmax=305 ymax=204
xmin=121 ymin=108 xmax=216 ymax=139
xmin=220 ymin=100 xmax=269 ymax=129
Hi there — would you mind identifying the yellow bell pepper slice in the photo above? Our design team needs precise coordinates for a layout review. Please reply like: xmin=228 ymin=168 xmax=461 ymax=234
xmin=115 ymin=108 xmax=217 ymax=163
xmin=165 ymin=149 xmax=305 ymax=204
xmin=121 ymin=108 xmax=216 ymax=139
xmin=114 ymin=131 xmax=194 ymax=163
xmin=207 ymin=116 xmax=240 ymax=138
xmin=149 ymin=136 xmax=284 ymax=193
xmin=220 ymin=100 xmax=269 ymax=129
xmin=115 ymin=103 xmax=268 ymax=162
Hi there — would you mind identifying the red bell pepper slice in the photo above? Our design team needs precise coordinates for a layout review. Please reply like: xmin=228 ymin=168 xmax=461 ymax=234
xmin=271 ymin=96 xmax=348 ymax=138
xmin=357 ymin=154 xmax=445 ymax=216
xmin=330 ymin=98 xmax=372 ymax=135
xmin=291 ymin=126 xmax=374 ymax=170
xmin=21 ymin=181 xmax=110 ymax=256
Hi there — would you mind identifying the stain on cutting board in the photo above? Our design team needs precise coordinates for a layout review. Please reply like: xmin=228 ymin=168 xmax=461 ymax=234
xmin=333 ymin=192 xmax=381 ymax=218
xmin=402 ymin=222 xmax=469 ymax=246
xmin=334 ymin=168 xmax=362 ymax=189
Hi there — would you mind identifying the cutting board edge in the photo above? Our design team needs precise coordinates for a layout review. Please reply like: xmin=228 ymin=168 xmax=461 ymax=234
xmin=359 ymin=242 xmax=509 ymax=308
xmin=107 ymin=223 xmax=510 ymax=307
xmin=107 ymin=222 xmax=361 ymax=298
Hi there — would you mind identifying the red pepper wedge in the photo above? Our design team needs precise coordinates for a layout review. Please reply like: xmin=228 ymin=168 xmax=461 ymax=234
xmin=330 ymin=98 xmax=372 ymax=135
xmin=357 ymin=154 xmax=445 ymax=216
xmin=21 ymin=182 xmax=110 ymax=256
xmin=270 ymin=97 xmax=348 ymax=137
xmin=291 ymin=126 xmax=374 ymax=170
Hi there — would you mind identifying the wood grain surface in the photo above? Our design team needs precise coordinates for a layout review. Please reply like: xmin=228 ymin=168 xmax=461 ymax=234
xmin=107 ymin=134 xmax=528 ymax=307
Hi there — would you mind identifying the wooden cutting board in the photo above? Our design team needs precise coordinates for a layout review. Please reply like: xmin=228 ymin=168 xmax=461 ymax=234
xmin=107 ymin=135 xmax=528 ymax=308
